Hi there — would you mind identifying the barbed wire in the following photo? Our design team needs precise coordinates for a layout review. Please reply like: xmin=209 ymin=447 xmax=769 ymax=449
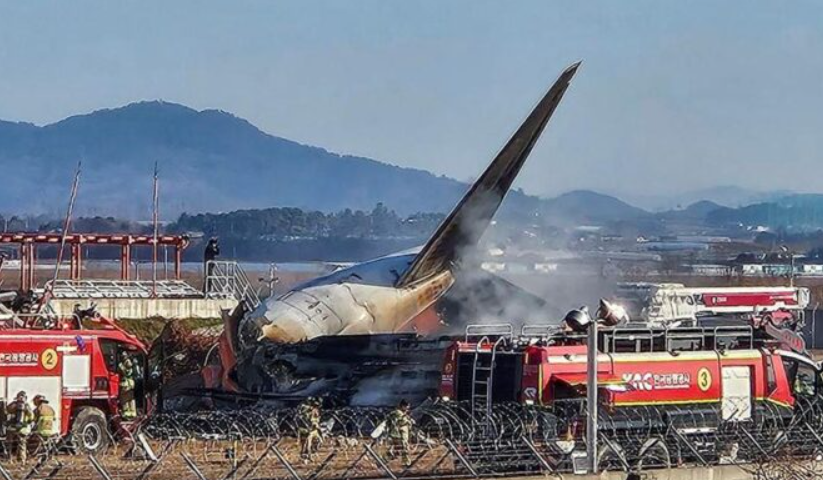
xmin=2 ymin=400 xmax=823 ymax=479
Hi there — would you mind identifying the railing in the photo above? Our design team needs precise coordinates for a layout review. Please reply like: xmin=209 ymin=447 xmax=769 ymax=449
xmin=0 ymin=309 xmax=60 ymax=330
xmin=42 ymin=279 xmax=204 ymax=299
xmin=601 ymin=325 xmax=754 ymax=354
xmin=205 ymin=260 xmax=261 ymax=311
xmin=464 ymin=324 xmax=513 ymax=342
xmin=520 ymin=324 xmax=562 ymax=340
xmin=46 ymin=280 xmax=208 ymax=299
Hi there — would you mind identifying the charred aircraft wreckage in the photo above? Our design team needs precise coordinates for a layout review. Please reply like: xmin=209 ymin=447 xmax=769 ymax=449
xmin=205 ymin=63 xmax=581 ymax=407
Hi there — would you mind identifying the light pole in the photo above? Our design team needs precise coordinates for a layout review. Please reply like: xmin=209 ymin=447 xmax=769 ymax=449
xmin=563 ymin=306 xmax=601 ymax=474
xmin=561 ymin=300 xmax=629 ymax=474
xmin=586 ymin=316 xmax=598 ymax=474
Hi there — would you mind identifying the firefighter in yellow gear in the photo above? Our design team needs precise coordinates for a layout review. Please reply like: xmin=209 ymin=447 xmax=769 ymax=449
xmin=386 ymin=399 xmax=414 ymax=465
xmin=32 ymin=395 xmax=56 ymax=454
xmin=118 ymin=351 xmax=137 ymax=419
xmin=5 ymin=391 xmax=34 ymax=462
xmin=296 ymin=397 xmax=322 ymax=460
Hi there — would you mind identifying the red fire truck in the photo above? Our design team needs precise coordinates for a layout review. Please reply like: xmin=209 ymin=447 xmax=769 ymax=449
xmin=0 ymin=314 xmax=150 ymax=453
xmin=614 ymin=283 xmax=810 ymax=326
xmin=440 ymin=323 xmax=815 ymax=410
xmin=439 ymin=320 xmax=821 ymax=467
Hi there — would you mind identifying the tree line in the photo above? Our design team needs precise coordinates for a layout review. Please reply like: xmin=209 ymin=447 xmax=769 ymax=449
xmin=168 ymin=203 xmax=445 ymax=241
xmin=0 ymin=206 xmax=446 ymax=262
xmin=0 ymin=204 xmax=444 ymax=240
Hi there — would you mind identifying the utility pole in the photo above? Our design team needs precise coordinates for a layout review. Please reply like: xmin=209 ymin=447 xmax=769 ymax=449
xmin=781 ymin=245 xmax=795 ymax=288
xmin=791 ymin=253 xmax=796 ymax=288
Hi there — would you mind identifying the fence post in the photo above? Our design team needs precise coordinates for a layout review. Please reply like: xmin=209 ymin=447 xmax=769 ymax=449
xmin=136 ymin=440 xmax=176 ymax=480
xmin=0 ymin=463 xmax=14 ymax=480
xmin=398 ymin=444 xmax=432 ymax=476
xmin=221 ymin=456 xmax=249 ymax=480
xmin=522 ymin=436 xmax=553 ymax=472
xmin=271 ymin=444 xmax=303 ymax=480
xmin=307 ymin=451 xmax=337 ymax=480
xmin=363 ymin=443 xmax=397 ymax=480
xmin=237 ymin=441 xmax=277 ymax=480
xmin=339 ymin=445 xmax=370 ymax=480
xmin=181 ymin=452 xmax=208 ymax=480
xmin=445 ymin=439 xmax=478 ymax=478
xmin=88 ymin=455 xmax=114 ymax=480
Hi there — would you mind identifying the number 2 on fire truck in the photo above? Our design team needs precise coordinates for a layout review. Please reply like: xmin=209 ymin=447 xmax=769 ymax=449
xmin=41 ymin=348 xmax=58 ymax=371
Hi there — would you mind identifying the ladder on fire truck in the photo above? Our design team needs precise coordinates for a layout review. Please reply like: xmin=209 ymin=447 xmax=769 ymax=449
xmin=467 ymin=324 xmax=513 ymax=431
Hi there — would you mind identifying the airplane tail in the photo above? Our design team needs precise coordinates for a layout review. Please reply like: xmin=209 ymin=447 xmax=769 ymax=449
xmin=396 ymin=62 xmax=580 ymax=288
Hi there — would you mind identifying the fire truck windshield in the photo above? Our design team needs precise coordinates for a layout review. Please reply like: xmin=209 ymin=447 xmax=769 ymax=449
xmin=100 ymin=340 xmax=119 ymax=372
xmin=783 ymin=358 xmax=819 ymax=398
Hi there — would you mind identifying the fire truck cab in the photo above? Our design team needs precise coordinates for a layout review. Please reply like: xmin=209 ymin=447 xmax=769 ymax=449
xmin=0 ymin=321 xmax=149 ymax=453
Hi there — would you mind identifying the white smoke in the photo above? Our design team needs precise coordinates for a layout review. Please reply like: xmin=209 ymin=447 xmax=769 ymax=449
xmin=442 ymin=193 xmax=619 ymax=332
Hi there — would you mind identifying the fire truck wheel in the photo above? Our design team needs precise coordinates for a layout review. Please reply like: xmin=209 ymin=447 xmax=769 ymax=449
xmin=72 ymin=407 xmax=110 ymax=454
xmin=637 ymin=437 xmax=671 ymax=471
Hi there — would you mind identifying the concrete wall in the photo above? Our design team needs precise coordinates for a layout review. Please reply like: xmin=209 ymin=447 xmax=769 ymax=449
xmin=51 ymin=297 xmax=238 ymax=320
xmin=513 ymin=465 xmax=752 ymax=480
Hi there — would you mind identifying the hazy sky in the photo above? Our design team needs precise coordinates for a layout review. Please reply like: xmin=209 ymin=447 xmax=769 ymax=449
xmin=1 ymin=1 xmax=822 ymax=202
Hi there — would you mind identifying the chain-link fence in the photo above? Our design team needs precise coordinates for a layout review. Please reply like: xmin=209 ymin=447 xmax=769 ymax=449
xmin=2 ymin=400 xmax=823 ymax=479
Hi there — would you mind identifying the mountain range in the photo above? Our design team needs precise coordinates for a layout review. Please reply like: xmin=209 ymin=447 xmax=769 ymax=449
xmin=618 ymin=186 xmax=794 ymax=212
xmin=0 ymin=101 xmax=476 ymax=218
xmin=0 ymin=101 xmax=814 ymax=231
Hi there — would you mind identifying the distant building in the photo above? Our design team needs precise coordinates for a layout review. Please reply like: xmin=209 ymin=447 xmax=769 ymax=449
xmin=601 ymin=235 xmax=624 ymax=242
xmin=800 ymin=264 xmax=823 ymax=276
xmin=690 ymin=264 xmax=733 ymax=276
xmin=741 ymin=264 xmax=792 ymax=277
xmin=644 ymin=241 xmax=710 ymax=252
xmin=481 ymin=262 xmax=505 ymax=273
xmin=534 ymin=262 xmax=559 ymax=273
xmin=677 ymin=235 xmax=732 ymax=244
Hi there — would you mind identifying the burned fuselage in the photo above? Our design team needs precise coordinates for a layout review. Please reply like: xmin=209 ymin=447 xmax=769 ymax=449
xmin=229 ymin=267 xmax=554 ymax=406
xmin=236 ymin=332 xmax=453 ymax=406
xmin=238 ymin=253 xmax=453 ymax=347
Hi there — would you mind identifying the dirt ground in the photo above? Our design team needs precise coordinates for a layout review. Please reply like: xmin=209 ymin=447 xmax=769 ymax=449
xmin=0 ymin=437 xmax=460 ymax=480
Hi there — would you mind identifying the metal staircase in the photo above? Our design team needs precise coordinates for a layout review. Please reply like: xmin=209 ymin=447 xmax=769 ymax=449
xmin=205 ymin=261 xmax=261 ymax=312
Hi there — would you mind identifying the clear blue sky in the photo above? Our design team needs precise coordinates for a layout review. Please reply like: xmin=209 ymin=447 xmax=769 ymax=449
xmin=1 ymin=1 xmax=822 ymax=203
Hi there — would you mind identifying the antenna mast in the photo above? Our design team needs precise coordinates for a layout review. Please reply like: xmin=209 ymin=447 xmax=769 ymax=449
xmin=37 ymin=161 xmax=81 ymax=316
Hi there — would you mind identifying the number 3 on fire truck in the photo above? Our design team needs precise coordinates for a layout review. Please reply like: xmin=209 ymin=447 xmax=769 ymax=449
xmin=41 ymin=348 xmax=58 ymax=371
xmin=697 ymin=367 xmax=712 ymax=392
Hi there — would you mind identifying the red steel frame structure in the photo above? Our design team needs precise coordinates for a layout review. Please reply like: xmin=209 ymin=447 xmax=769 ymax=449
xmin=0 ymin=233 xmax=190 ymax=291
